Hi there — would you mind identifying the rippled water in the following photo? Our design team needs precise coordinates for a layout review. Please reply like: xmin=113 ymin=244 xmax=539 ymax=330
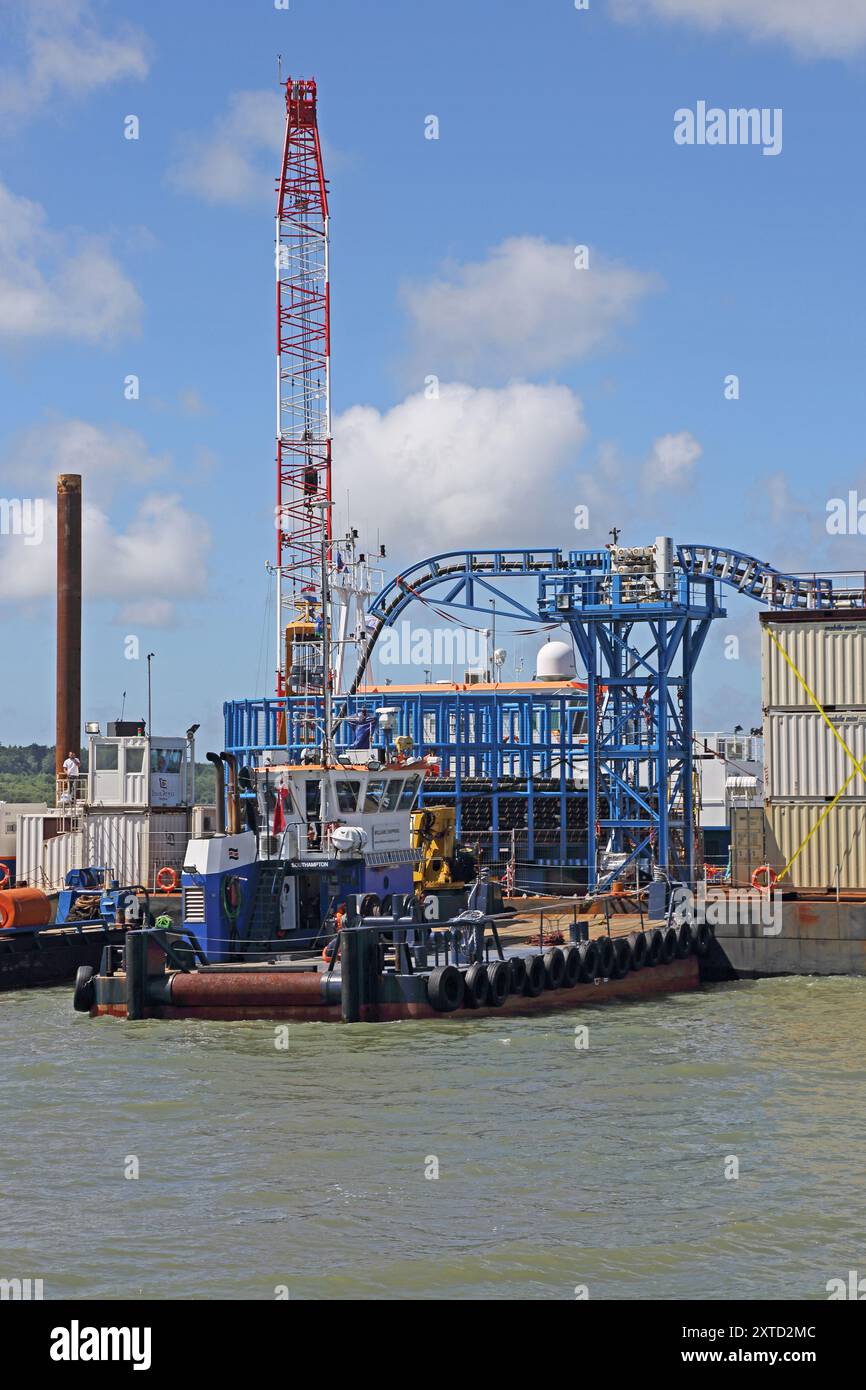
xmin=2 ymin=977 xmax=865 ymax=1300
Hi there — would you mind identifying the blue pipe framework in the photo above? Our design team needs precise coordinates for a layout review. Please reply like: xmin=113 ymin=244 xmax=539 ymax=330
xmin=225 ymin=544 xmax=865 ymax=891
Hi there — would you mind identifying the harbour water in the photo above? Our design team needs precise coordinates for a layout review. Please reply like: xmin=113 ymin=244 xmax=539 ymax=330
xmin=2 ymin=977 xmax=865 ymax=1301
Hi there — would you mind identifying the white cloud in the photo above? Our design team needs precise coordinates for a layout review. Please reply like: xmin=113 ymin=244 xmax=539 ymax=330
xmin=167 ymin=89 xmax=283 ymax=205
xmin=611 ymin=0 xmax=866 ymax=59
xmin=1 ymin=418 xmax=166 ymax=504
xmin=401 ymin=237 xmax=660 ymax=381
xmin=333 ymin=381 xmax=587 ymax=554
xmin=0 ymin=178 xmax=141 ymax=342
xmin=0 ymin=0 xmax=149 ymax=121
xmin=643 ymin=430 xmax=702 ymax=490
xmin=0 ymin=493 xmax=210 ymax=622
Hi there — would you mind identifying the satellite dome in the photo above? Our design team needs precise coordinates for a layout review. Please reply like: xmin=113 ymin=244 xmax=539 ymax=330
xmin=536 ymin=640 xmax=576 ymax=681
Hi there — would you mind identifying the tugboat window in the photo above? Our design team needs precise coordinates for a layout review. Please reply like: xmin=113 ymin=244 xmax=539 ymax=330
xmin=334 ymin=779 xmax=360 ymax=813
xmin=95 ymin=744 xmax=119 ymax=771
xmin=398 ymin=776 xmax=420 ymax=810
xmin=125 ymin=747 xmax=145 ymax=774
xmin=364 ymin=778 xmax=385 ymax=812
xmin=380 ymin=778 xmax=403 ymax=812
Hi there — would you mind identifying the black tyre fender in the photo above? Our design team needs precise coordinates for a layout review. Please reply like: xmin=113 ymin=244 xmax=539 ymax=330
xmin=660 ymin=926 xmax=678 ymax=964
xmin=561 ymin=944 xmax=581 ymax=988
xmin=508 ymin=956 xmax=527 ymax=993
xmin=487 ymin=959 xmax=511 ymax=1007
xmin=595 ymin=935 xmax=615 ymax=978
xmin=73 ymin=964 xmax=95 ymax=1013
xmin=543 ymin=946 xmax=566 ymax=990
xmin=675 ymin=922 xmax=693 ymax=958
xmin=463 ymin=962 xmax=489 ymax=1008
xmin=523 ymin=954 xmax=545 ymax=997
xmin=611 ymin=936 xmax=632 ymax=978
xmin=693 ymin=921 xmax=712 ymax=957
xmin=577 ymin=939 xmax=598 ymax=982
xmin=643 ymin=928 xmax=663 ymax=965
xmin=626 ymin=931 xmax=647 ymax=969
xmin=427 ymin=964 xmax=464 ymax=1013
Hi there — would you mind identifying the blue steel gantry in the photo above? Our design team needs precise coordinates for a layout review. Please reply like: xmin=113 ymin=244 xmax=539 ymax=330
xmin=225 ymin=543 xmax=866 ymax=891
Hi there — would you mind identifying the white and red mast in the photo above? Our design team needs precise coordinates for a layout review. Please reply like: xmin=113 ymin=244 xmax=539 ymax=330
xmin=275 ymin=76 xmax=331 ymax=696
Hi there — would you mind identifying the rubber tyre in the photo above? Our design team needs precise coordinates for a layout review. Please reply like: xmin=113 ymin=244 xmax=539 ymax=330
xmin=73 ymin=964 xmax=95 ymax=1014
xmin=611 ymin=936 xmax=632 ymax=978
xmin=693 ymin=921 xmax=712 ymax=957
xmin=577 ymin=939 xmax=598 ymax=982
xmin=643 ymin=928 xmax=663 ymax=965
xmin=523 ymin=955 xmax=545 ymax=997
xmin=561 ymin=945 xmax=581 ymax=988
xmin=675 ymin=922 xmax=693 ymax=958
xmin=487 ymin=959 xmax=511 ymax=1007
xmin=463 ymin=962 xmax=489 ymax=1008
xmin=595 ymin=935 xmax=615 ymax=978
xmin=660 ymin=927 xmax=678 ymax=964
xmin=626 ymin=931 xmax=647 ymax=969
xmin=543 ymin=946 xmax=566 ymax=990
xmin=508 ymin=956 xmax=527 ymax=993
xmin=427 ymin=964 xmax=464 ymax=1013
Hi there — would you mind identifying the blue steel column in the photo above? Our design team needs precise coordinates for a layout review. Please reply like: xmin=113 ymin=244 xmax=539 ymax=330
xmin=681 ymin=621 xmax=694 ymax=883
xmin=656 ymin=617 xmax=669 ymax=877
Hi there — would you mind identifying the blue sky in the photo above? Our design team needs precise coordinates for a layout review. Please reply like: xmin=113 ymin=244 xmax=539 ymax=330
xmin=1 ymin=0 xmax=866 ymax=751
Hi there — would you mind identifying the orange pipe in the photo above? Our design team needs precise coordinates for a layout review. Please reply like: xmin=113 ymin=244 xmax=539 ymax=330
xmin=0 ymin=888 xmax=53 ymax=930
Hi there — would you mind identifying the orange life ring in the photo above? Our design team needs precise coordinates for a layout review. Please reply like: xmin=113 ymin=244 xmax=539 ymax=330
xmin=751 ymin=864 xmax=777 ymax=892
xmin=0 ymin=863 xmax=11 ymax=889
xmin=156 ymin=866 xmax=178 ymax=893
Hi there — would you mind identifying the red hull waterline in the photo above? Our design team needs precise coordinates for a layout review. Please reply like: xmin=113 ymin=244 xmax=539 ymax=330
xmin=92 ymin=956 xmax=699 ymax=1023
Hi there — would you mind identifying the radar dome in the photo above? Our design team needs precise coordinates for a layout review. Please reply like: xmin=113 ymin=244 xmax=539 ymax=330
xmin=536 ymin=640 xmax=576 ymax=681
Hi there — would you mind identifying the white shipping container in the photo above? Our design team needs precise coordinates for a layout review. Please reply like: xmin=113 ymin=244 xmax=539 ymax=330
xmin=42 ymin=830 xmax=85 ymax=892
xmin=766 ymin=710 xmax=866 ymax=798
xmin=84 ymin=811 xmax=146 ymax=886
xmin=16 ymin=813 xmax=46 ymax=887
xmin=762 ymin=618 xmax=866 ymax=710
xmin=764 ymin=801 xmax=866 ymax=891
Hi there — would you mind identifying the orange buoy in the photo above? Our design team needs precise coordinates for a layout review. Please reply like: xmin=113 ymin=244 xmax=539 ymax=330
xmin=0 ymin=863 xmax=11 ymax=889
xmin=0 ymin=887 xmax=52 ymax=930
xmin=156 ymin=866 xmax=178 ymax=893
xmin=751 ymin=864 xmax=777 ymax=892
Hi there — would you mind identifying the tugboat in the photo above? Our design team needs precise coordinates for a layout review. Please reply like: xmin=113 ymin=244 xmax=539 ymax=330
xmin=76 ymin=747 xmax=709 ymax=1023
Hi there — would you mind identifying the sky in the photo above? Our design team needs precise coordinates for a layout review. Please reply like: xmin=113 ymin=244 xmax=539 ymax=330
xmin=1 ymin=0 xmax=866 ymax=752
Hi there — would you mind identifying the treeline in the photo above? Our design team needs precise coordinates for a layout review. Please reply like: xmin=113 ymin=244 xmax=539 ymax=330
xmin=0 ymin=744 xmax=215 ymax=805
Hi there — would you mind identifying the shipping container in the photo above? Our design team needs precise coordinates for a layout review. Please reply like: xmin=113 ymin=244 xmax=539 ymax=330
xmin=764 ymin=800 xmax=866 ymax=891
xmin=42 ymin=830 xmax=85 ymax=892
xmin=761 ymin=616 xmax=866 ymax=710
xmin=765 ymin=710 xmax=866 ymax=798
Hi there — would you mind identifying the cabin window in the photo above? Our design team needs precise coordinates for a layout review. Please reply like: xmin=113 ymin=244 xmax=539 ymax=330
xmin=380 ymin=778 xmax=403 ymax=812
xmin=94 ymin=744 xmax=119 ymax=772
xmin=151 ymin=748 xmax=182 ymax=774
xmin=125 ymin=747 xmax=145 ymax=774
xmin=334 ymin=779 xmax=360 ymax=813
xmin=398 ymin=776 xmax=420 ymax=810
xmin=364 ymin=778 xmax=385 ymax=812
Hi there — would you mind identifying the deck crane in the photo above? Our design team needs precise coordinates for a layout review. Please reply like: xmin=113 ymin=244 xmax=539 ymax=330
xmin=274 ymin=76 xmax=331 ymax=700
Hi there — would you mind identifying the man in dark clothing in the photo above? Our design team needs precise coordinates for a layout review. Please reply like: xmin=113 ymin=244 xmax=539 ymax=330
xmin=345 ymin=706 xmax=377 ymax=749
